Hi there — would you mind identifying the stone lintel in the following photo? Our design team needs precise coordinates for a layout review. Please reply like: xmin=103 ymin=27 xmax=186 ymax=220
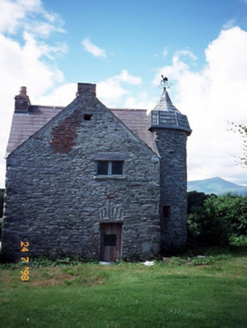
xmin=89 ymin=153 xmax=127 ymax=161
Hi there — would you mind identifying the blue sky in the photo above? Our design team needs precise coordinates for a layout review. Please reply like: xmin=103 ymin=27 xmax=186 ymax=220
xmin=0 ymin=0 xmax=247 ymax=188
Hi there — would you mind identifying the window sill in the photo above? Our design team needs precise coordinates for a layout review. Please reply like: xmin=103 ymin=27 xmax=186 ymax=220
xmin=93 ymin=175 xmax=126 ymax=180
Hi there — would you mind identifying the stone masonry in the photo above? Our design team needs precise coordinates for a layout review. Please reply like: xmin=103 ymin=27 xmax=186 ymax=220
xmin=2 ymin=84 xmax=160 ymax=262
xmin=1 ymin=81 xmax=191 ymax=262
xmin=154 ymin=129 xmax=188 ymax=252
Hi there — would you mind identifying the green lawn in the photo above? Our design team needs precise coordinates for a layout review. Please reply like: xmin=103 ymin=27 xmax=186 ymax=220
xmin=1 ymin=253 xmax=247 ymax=328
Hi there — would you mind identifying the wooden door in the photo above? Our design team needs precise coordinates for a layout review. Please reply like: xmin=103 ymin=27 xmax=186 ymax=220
xmin=100 ymin=223 xmax=122 ymax=262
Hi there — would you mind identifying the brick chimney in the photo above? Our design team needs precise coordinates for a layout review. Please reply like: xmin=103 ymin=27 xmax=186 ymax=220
xmin=77 ymin=83 xmax=96 ymax=97
xmin=14 ymin=86 xmax=31 ymax=113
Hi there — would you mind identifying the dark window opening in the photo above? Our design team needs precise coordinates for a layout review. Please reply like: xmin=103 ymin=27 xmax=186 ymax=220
xmin=97 ymin=161 xmax=108 ymax=175
xmin=104 ymin=234 xmax=117 ymax=246
xmin=163 ymin=206 xmax=171 ymax=219
xmin=96 ymin=161 xmax=124 ymax=176
xmin=112 ymin=161 xmax=123 ymax=175
xmin=84 ymin=114 xmax=93 ymax=121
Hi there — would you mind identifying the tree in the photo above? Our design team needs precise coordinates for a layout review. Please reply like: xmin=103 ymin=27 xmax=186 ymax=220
xmin=207 ymin=193 xmax=247 ymax=236
xmin=229 ymin=123 xmax=247 ymax=167
xmin=187 ymin=193 xmax=230 ymax=248
xmin=187 ymin=191 xmax=210 ymax=215
xmin=187 ymin=192 xmax=247 ymax=248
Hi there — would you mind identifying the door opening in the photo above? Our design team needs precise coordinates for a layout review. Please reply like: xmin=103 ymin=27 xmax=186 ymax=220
xmin=100 ymin=222 xmax=122 ymax=261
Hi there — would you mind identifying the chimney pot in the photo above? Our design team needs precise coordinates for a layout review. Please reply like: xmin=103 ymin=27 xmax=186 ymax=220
xmin=15 ymin=86 xmax=31 ymax=113
xmin=20 ymin=86 xmax=27 ymax=95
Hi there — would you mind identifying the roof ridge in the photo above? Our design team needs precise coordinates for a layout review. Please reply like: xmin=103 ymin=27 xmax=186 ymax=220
xmin=30 ymin=105 xmax=65 ymax=109
xmin=110 ymin=108 xmax=147 ymax=111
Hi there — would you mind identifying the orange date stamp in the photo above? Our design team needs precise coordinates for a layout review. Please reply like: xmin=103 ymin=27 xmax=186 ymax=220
xmin=20 ymin=241 xmax=30 ymax=282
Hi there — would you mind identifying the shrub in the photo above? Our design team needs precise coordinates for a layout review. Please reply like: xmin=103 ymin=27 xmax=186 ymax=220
xmin=188 ymin=211 xmax=230 ymax=248
xmin=187 ymin=192 xmax=247 ymax=249
xmin=230 ymin=235 xmax=247 ymax=247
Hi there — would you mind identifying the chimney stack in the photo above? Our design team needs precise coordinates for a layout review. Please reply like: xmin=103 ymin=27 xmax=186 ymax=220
xmin=15 ymin=86 xmax=31 ymax=113
xmin=77 ymin=83 xmax=96 ymax=97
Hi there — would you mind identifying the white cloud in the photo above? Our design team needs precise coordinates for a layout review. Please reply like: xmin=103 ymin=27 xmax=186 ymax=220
xmin=117 ymin=70 xmax=142 ymax=85
xmin=97 ymin=79 xmax=127 ymax=105
xmin=0 ymin=0 xmax=40 ymax=34
xmin=0 ymin=0 xmax=64 ymax=37
xmin=153 ymin=26 xmax=247 ymax=185
xmin=162 ymin=48 xmax=168 ymax=57
xmin=223 ymin=19 xmax=236 ymax=30
xmin=82 ymin=38 xmax=106 ymax=58
xmin=97 ymin=70 xmax=142 ymax=106
xmin=24 ymin=20 xmax=65 ymax=38
xmin=124 ymin=92 xmax=156 ymax=110
xmin=37 ymin=83 xmax=76 ymax=106
xmin=37 ymin=71 xmax=143 ymax=109
xmin=171 ymin=50 xmax=197 ymax=67
xmin=0 ymin=1 xmax=66 ymax=188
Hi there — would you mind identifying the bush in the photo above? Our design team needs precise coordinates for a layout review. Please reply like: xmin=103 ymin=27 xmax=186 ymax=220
xmin=209 ymin=193 xmax=247 ymax=235
xmin=187 ymin=192 xmax=247 ymax=249
xmin=230 ymin=235 xmax=247 ymax=247
xmin=188 ymin=208 xmax=231 ymax=248
xmin=187 ymin=192 xmax=246 ymax=248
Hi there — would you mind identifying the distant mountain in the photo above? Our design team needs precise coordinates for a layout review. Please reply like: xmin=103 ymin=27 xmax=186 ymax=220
xmin=187 ymin=177 xmax=247 ymax=196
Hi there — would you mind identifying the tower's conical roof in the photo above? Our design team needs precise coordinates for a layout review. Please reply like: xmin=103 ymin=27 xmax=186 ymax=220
xmin=149 ymin=86 xmax=192 ymax=135
xmin=153 ymin=89 xmax=179 ymax=112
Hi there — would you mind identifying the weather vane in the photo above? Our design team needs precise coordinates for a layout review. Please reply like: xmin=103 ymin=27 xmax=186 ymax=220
xmin=160 ymin=75 xmax=170 ymax=89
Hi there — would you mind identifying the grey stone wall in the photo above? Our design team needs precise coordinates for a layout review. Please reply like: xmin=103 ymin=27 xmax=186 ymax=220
xmin=152 ymin=129 xmax=188 ymax=253
xmin=2 ymin=91 xmax=160 ymax=262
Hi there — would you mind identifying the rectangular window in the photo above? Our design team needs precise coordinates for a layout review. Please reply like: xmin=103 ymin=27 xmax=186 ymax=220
xmin=151 ymin=111 xmax=159 ymax=125
xmin=112 ymin=161 xmax=123 ymax=175
xmin=163 ymin=206 xmax=171 ymax=219
xmin=97 ymin=161 xmax=108 ymax=175
xmin=97 ymin=161 xmax=124 ymax=176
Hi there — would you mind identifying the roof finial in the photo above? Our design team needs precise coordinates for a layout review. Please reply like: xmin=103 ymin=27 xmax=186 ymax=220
xmin=160 ymin=75 xmax=169 ymax=90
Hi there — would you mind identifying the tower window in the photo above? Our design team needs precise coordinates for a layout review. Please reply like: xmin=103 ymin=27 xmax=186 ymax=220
xmin=163 ymin=206 xmax=171 ymax=219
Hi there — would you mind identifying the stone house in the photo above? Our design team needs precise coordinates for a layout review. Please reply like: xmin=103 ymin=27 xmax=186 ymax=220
xmin=1 ymin=81 xmax=191 ymax=262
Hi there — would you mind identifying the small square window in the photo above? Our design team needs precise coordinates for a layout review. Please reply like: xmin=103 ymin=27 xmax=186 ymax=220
xmin=104 ymin=234 xmax=117 ymax=246
xmin=84 ymin=114 xmax=93 ymax=121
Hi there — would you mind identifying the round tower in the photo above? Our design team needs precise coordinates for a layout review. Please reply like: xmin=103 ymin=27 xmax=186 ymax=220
xmin=149 ymin=77 xmax=192 ymax=254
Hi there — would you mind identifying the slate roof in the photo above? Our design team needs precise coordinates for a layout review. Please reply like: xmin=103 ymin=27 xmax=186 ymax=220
xmin=7 ymin=104 xmax=158 ymax=155
xmin=111 ymin=108 xmax=158 ymax=154
xmin=6 ymin=105 xmax=64 ymax=154
xmin=149 ymin=89 xmax=192 ymax=135
xmin=153 ymin=89 xmax=179 ymax=112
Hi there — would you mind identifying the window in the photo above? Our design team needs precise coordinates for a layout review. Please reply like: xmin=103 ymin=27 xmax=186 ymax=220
xmin=163 ymin=206 xmax=171 ymax=219
xmin=97 ymin=161 xmax=123 ymax=176
xmin=151 ymin=111 xmax=159 ymax=125
xmin=84 ymin=114 xmax=93 ymax=120
xmin=104 ymin=234 xmax=117 ymax=246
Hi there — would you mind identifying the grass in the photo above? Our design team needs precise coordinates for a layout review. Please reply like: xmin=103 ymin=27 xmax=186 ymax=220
xmin=1 ymin=252 xmax=247 ymax=328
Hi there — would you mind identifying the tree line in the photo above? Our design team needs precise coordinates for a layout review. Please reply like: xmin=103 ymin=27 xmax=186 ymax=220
xmin=187 ymin=191 xmax=247 ymax=248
